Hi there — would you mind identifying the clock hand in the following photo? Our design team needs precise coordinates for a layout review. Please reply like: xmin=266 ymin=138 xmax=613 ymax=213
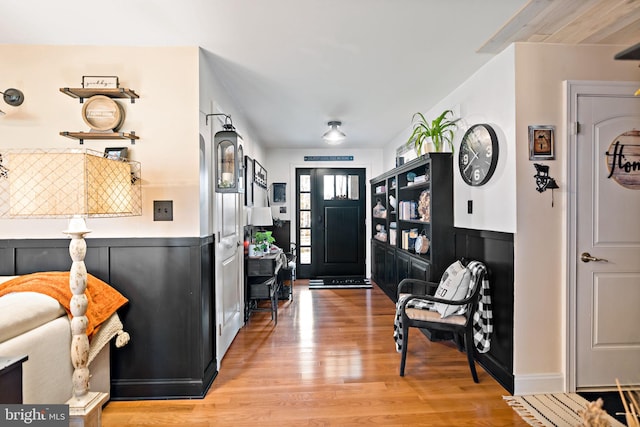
xmin=467 ymin=145 xmax=479 ymax=160
xmin=463 ymin=146 xmax=480 ymax=173
xmin=463 ymin=162 xmax=475 ymax=173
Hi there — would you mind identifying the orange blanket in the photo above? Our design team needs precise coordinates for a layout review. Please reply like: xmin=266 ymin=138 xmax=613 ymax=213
xmin=0 ymin=271 xmax=128 ymax=339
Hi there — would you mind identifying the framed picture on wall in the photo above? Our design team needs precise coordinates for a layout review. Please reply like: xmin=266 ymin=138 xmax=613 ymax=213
xmin=528 ymin=125 xmax=555 ymax=160
xmin=104 ymin=147 xmax=128 ymax=160
xmin=254 ymin=160 xmax=267 ymax=188
xmin=272 ymin=182 xmax=286 ymax=204
xmin=245 ymin=155 xmax=254 ymax=206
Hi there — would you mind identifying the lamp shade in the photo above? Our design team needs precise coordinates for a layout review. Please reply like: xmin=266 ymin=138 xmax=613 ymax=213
xmin=249 ymin=206 xmax=273 ymax=226
xmin=323 ymin=121 xmax=346 ymax=145
xmin=2 ymin=149 xmax=141 ymax=218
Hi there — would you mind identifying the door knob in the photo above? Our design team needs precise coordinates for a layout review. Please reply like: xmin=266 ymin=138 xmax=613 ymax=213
xmin=580 ymin=252 xmax=608 ymax=263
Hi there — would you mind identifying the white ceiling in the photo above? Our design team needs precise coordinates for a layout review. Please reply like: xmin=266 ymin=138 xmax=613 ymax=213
xmin=1 ymin=0 xmax=638 ymax=149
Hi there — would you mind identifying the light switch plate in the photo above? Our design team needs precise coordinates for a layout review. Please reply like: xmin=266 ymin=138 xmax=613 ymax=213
xmin=154 ymin=200 xmax=173 ymax=221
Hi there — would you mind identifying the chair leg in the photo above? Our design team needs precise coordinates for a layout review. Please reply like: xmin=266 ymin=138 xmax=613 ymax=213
xmin=400 ymin=321 xmax=409 ymax=376
xmin=465 ymin=328 xmax=479 ymax=383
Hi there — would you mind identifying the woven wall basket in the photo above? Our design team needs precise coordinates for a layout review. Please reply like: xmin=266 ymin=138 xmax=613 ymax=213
xmin=81 ymin=95 xmax=125 ymax=131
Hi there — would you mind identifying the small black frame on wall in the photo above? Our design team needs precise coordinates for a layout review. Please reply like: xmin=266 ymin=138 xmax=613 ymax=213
xmin=272 ymin=182 xmax=286 ymax=204
xmin=104 ymin=147 xmax=128 ymax=160
xmin=245 ymin=155 xmax=254 ymax=206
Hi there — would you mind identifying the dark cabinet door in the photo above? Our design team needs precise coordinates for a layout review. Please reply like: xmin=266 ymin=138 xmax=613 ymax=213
xmin=384 ymin=246 xmax=396 ymax=290
xmin=372 ymin=241 xmax=385 ymax=284
xmin=396 ymin=250 xmax=410 ymax=296
xmin=409 ymin=256 xmax=429 ymax=282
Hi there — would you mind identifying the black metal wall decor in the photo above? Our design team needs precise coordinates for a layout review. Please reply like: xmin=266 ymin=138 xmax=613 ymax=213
xmin=533 ymin=163 xmax=559 ymax=206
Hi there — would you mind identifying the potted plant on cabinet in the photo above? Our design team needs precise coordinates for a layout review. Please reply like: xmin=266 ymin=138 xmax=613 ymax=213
xmin=407 ymin=109 xmax=460 ymax=155
xmin=253 ymin=230 xmax=276 ymax=255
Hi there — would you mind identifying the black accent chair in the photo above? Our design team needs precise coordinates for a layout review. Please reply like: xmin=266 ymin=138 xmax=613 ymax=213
xmin=277 ymin=243 xmax=296 ymax=300
xmin=396 ymin=260 xmax=488 ymax=382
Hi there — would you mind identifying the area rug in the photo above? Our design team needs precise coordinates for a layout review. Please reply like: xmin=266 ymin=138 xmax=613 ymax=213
xmin=503 ymin=393 xmax=626 ymax=427
xmin=308 ymin=277 xmax=372 ymax=289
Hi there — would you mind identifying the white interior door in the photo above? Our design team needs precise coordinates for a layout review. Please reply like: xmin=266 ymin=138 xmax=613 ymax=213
xmin=215 ymin=191 xmax=244 ymax=366
xmin=575 ymin=90 xmax=640 ymax=389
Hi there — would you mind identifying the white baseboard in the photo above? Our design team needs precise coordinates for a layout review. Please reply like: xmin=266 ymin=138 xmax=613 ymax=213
xmin=514 ymin=372 xmax=565 ymax=395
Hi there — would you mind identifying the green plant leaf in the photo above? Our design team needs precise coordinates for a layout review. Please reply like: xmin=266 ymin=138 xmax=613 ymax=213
xmin=407 ymin=109 xmax=459 ymax=153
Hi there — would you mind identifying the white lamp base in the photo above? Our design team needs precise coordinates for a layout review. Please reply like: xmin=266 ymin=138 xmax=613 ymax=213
xmin=67 ymin=391 xmax=109 ymax=427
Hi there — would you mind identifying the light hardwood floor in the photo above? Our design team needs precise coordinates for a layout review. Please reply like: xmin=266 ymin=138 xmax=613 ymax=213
xmin=102 ymin=280 xmax=526 ymax=426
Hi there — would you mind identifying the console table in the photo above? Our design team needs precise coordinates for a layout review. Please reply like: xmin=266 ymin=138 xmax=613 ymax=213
xmin=246 ymin=251 xmax=283 ymax=324
xmin=0 ymin=355 xmax=28 ymax=403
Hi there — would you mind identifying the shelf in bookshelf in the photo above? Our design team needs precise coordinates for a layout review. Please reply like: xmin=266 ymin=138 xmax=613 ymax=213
xmin=398 ymin=219 xmax=430 ymax=225
xmin=400 ymin=182 xmax=430 ymax=190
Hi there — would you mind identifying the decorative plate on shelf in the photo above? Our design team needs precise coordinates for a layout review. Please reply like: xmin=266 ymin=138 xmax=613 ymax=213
xmin=81 ymin=95 xmax=124 ymax=131
xmin=418 ymin=190 xmax=430 ymax=222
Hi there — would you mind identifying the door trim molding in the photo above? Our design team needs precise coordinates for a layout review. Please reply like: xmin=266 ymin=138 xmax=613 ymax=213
xmin=564 ymin=80 xmax=640 ymax=392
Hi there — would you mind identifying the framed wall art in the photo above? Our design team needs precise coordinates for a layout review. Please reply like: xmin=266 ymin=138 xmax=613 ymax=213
xmin=82 ymin=75 xmax=119 ymax=88
xmin=104 ymin=147 xmax=128 ymax=160
xmin=272 ymin=182 xmax=286 ymax=204
xmin=245 ymin=155 xmax=254 ymax=206
xmin=253 ymin=159 xmax=267 ymax=189
xmin=528 ymin=125 xmax=555 ymax=160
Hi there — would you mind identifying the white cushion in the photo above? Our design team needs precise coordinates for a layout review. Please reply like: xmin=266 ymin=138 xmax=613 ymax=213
xmin=433 ymin=261 xmax=472 ymax=318
xmin=0 ymin=291 xmax=66 ymax=343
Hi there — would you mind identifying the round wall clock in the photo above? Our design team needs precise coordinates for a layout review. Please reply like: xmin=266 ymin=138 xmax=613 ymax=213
xmin=458 ymin=123 xmax=499 ymax=186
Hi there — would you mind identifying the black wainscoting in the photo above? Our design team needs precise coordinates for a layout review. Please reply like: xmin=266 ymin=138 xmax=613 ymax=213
xmin=454 ymin=227 xmax=514 ymax=394
xmin=0 ymin=236 xmax=217 ymax=400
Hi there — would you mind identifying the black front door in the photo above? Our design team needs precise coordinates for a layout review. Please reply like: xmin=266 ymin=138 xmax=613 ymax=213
xmin=295 ymin=168 xmax=366 ymax=278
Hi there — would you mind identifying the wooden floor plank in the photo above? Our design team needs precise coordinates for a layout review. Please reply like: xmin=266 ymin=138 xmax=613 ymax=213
xmin=102 ymin=281 xmax=526 ymax=426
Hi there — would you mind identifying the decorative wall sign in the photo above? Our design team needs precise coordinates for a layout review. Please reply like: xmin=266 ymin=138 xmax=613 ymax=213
xmin=304 ymin=155 xmax=354 ymax=161
xmin=528 ymin=125 xmax=555 ymax=160
xmin=605 ymin=130 xmax=640 ymax=189
xmin=82 ymin=76 xmax=119 ymax=88
xmin=253 ymin=159 xmax=267 ymax=188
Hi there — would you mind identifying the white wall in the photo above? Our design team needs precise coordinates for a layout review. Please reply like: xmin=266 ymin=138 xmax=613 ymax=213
xmin=198 ymin=49 xmax=266 ymax=235
xmin=384 ymin=46 xmax=517 ymax=233
xmin=0 ymin=45 xmax=201 ymax=238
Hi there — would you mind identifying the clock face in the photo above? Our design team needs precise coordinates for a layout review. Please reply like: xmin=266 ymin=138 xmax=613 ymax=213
xmin=458 ymin=124 xmax=499 ymax=186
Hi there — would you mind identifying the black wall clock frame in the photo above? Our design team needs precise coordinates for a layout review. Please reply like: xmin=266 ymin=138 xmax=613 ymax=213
xmin=458 ymin=123 xmax=499 ymax=186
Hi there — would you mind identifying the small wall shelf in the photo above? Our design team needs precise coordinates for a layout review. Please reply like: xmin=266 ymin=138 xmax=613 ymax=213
xmin=60 ymin=83 xmax=140 ymax=144
xmin=60 ymin=87 xmax=139 ymax=103
xmin=60 ymin=131 xmax=139 ymax=145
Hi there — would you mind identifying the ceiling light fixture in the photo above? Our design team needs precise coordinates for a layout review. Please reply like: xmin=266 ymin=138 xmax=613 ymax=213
xmin=323 ymin=120 xmax=346 ymax=145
